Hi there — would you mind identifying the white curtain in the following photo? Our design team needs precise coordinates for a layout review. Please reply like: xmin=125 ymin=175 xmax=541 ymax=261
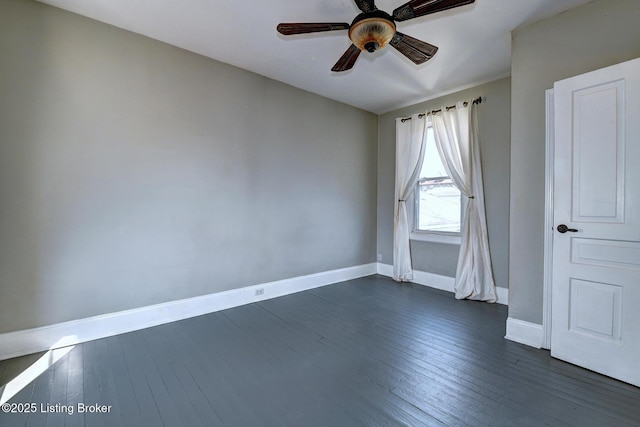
xmin=393 ymin=114 xmax=427 ymax=282
xmin=431 ymin=101 xmax=497 ymax=302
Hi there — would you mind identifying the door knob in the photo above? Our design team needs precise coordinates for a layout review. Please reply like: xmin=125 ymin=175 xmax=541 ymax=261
xmin=557 ymin=224 xmax=578 ymax=233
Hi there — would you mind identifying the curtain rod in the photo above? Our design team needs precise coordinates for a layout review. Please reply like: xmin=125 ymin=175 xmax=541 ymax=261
xmin=399 ymin=97 xmax=483 ymax=122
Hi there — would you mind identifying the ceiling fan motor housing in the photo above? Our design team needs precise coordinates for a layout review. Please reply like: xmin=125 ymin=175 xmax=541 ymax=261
xmin=348 ymin=10 xmax=396 ymax=53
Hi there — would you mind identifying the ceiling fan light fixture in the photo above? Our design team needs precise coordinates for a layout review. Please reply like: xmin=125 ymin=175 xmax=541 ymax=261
xmin=348 ymin=15 xmax=396 ymax=53
xmin=277 ymin=0 xmax=476 ymax=71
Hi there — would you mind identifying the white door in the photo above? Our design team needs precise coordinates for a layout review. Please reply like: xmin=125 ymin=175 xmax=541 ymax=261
xmin=551 ymin=57 xmax=640 ymax=387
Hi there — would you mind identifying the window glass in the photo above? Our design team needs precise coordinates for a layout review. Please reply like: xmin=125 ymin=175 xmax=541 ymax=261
xmin=416 ymin=127 xmax=461 ymax=233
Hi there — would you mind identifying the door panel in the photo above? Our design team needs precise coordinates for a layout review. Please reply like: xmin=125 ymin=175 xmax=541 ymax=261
xmin=569 ymin=278 xmax=622 ymax=341
xmin=571 ymin=80 xmax=625 ymax=222
xmin=571 ymin=238 xmax=640 ymax=270
xmin=551 ymin=57 xmax=640 ymax=387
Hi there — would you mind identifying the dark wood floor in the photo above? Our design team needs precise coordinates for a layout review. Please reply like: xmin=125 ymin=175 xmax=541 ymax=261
xmin=1 ymin=275 xmax=639 ymax=426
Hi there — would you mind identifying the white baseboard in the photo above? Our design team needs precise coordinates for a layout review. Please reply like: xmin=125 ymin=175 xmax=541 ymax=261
xmin=0 ymin=263 xmax=377 ymax=361
xmin=376 ymin=262 xmax=394 ymax=278
xmin=412 ymin=269 xmax=456 ymax=293
xmin=376 ymin=263 xmax=508 ymax=305
xmin=505 ymin=317 xmax=544 ymax=349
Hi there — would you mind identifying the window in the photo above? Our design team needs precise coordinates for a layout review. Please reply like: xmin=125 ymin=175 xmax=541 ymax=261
xmin=412 ymin=126 xmax=462 ymax=243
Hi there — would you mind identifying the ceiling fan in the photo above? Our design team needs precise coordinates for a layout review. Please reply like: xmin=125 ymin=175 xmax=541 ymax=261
xmin=277 ymin=0 xmax=476 ymax=72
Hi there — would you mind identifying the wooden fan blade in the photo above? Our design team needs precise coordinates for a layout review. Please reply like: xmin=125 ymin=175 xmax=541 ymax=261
xmin=390 ymin=32 xmax=438 ymax=64
xmin=331 ymin=44 xmax=361 ymax=72
xmin=393 ymin=0 xmax=475 ymax=22
xmin=277 ymin=22 xmax=350 ymax=35
xmin=354 ymin=0 xmax=377 ymax=13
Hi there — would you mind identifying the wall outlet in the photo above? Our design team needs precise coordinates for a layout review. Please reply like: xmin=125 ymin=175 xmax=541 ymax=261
xmin=377 ymin=253 xmax=382 ymax=262
xmin=254 ymin=288 xmax=264 ymax=296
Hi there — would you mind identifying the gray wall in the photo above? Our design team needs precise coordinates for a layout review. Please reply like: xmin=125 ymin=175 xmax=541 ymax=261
xmin=0 ymin=0 xmax=378 ymax=333
xmin=377 ymin=78 xmax=511 ymax=290
xmin=509 ymin=0 xmax=640 ymax=324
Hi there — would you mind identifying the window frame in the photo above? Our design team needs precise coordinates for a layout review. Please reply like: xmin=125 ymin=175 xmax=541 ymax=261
xmin=409 ymin=125 xmax=462 ymax=246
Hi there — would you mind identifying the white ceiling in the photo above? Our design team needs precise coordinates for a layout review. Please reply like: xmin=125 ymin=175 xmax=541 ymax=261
xmin=36 ymin=0 xmax=593 ymax=114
